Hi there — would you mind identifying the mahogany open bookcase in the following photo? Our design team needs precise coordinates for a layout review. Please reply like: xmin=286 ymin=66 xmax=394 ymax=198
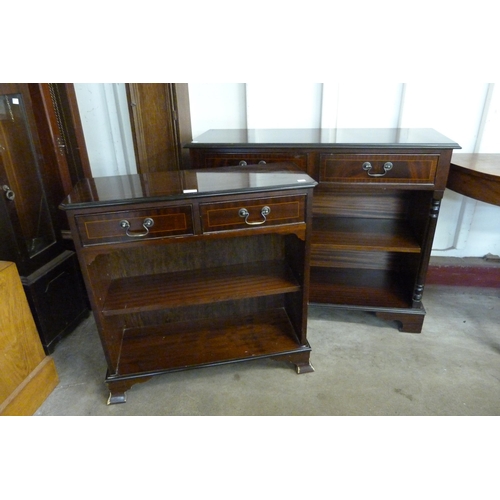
xmin=60 ymin=166 xmax=317 ymax=403
xmin=187 ymin=128 xmax=461 ymax=334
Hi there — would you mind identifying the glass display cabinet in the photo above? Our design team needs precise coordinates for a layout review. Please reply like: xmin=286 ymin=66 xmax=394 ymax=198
xmin=0 ymin=92 xmax=57 ymax=269
xmin=0 ymin=84 xmax=88 ymax=352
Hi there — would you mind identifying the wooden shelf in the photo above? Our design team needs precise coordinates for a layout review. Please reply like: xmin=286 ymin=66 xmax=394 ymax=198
xmin=312 ymin=217 xmax=421 ymax=253
xmin=116 ymin=308 xmax=306 ymax=376
xmin=102 ymin=260 xmax=300 ymax=316
xmin=309 ymin=268 xmax=413 ymax=308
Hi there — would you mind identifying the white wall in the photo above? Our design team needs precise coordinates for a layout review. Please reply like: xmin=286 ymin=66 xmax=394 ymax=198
xmin=75 ymin=83 xmax=500 ymax=259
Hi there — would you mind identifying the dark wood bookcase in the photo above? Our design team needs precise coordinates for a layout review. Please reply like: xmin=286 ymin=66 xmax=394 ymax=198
xmin=61 ymin=166 xmax=317 ymax=403
xmin=186 ymin=128 xmax=461 ymax=333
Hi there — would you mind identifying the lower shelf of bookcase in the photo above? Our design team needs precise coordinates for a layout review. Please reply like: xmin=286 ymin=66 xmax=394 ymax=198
xmin=309 ymin=267 xmax=415 ymax=309
xmin=112 ymin=308 xmax=309 ymax=378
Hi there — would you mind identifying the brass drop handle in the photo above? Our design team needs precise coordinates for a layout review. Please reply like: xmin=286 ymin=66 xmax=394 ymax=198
xmin=119 ymin=217 xmax=154 ymax=237
xmin=238 ymin=160 xmax=267 ymax=166
xmin=362 ymin=161 xmax=393 ymax=177
xmin=2 ymin=185 xmax=15 ymax=201
xmin=238 ymin=206 xmax=271 ymax=225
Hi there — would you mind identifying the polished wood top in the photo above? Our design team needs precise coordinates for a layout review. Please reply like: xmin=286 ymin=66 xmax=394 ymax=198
xmin=60 ymin=164 xmax=317 ymax=210
xmin=187 ymin=128 xmax=460 ymax=149
xmin=447 ymin=153 xmax=500 ymax=206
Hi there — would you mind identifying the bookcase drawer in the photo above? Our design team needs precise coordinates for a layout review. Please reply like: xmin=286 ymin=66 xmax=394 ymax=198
xmin=200 ymin=195 xmax=306 ymax=233
xmin=198 ymin=152 xmax=308 ymax=170
xmin=320 ymin=154 xmax=439 ymax=184
xmin=76 ymin=205 xmax=193 ymax=246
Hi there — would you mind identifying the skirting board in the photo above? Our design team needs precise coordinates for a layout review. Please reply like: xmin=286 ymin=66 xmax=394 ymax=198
xmin=427 ymin=257 xmax=500 ymax=288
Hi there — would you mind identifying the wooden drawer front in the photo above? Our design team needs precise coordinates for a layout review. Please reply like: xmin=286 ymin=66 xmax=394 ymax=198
xmin=200 ymin=152 xmax=308 ymax=170
xmin=320 ymin=154 xmax=439 ymax=184
xmin=76 ymin=206 xmax=193 ymax=246
xmin=201 ymin=195 xmax=306 ymax=233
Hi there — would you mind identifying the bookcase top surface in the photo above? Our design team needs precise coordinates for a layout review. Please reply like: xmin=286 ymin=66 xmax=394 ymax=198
xmin=60 ymin=165 xmax=317 ymax=210
xmin=187 ymin=128 xmax=460 ymax=149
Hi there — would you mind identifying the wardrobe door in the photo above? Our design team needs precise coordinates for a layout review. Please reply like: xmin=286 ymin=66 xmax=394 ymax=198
xmin=126 ymin=83 xmax=192 ymax=173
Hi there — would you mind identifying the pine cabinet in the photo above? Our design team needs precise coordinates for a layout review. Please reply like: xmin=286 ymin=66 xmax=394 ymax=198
xmin=0 ymin=261 xmax=58 ymax=416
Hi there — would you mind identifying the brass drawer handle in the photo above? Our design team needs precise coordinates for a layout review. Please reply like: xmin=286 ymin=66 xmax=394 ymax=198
xmin=362 ymin=161 xmax=393 ymax=177
xmin=238 ymin=206 xmax=271 ymax=225
xmin=238 ymin=160 xmax=267 ymax=166
xmin=119 ymin=217 xmax=154 ymax=237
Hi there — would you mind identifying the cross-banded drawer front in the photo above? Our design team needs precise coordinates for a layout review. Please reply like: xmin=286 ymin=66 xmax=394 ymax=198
xmin=320 ymin=154 xmax=439 ymax=184
xmin=200 ymin=195 xmax=306 ymax=233
xmin=200 ymin=152 xmax=308 ymax=170
xmin=76 ymin=206 xmax=193 ymax=246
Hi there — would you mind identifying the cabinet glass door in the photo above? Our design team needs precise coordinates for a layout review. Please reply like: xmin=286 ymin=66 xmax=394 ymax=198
xmin=0 ymin=93 xmax=55 ymax=258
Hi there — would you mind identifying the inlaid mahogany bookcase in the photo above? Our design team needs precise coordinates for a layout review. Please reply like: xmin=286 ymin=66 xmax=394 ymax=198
xmin=61 ymin=166 xmax=317 ymax=403
xmin=187 ymin=128 xmax=461 ymax=333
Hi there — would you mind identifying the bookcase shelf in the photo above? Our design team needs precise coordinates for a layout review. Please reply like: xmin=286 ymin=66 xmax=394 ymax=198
xmin=102 ymin=260 xmax=300 ymax=315
xmin=312 ymin=217 xmax=422 ymax=253
xmin=116 ymin=308 xmax=305 ymax=377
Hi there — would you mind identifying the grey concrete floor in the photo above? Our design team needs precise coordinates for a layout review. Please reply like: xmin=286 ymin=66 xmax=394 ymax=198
xmin=35 ymin=285 xmax=500 ymax=416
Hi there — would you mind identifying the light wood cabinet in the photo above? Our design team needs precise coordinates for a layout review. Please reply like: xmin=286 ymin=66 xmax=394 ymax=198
xmin=0 ymin=261 xmax=58 ymax=416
